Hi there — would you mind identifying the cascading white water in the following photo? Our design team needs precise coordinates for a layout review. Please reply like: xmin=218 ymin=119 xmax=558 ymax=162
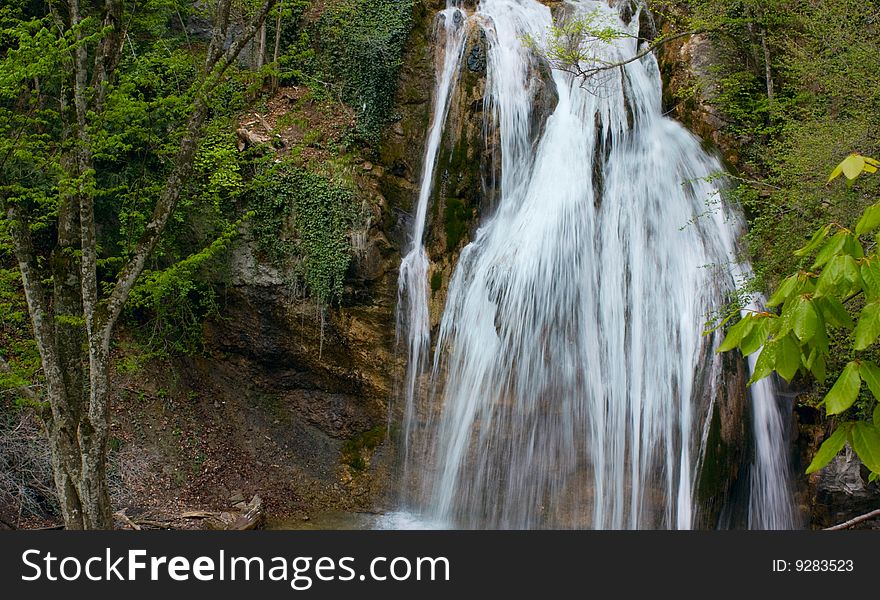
xmin=743 ymin=294 xmax=797 ymax=530
xmin=396 ymin=5 xmax=469 ymax=484
xmin=394 ymin=0 xmax=795 ymax=529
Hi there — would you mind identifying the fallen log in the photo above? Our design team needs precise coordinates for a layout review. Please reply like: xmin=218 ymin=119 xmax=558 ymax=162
xmin=824 ymin=508 xmax=880 ymax=531
xmin=235 ymin=127 xmax=270 ymax=150
xmin=227 ymin=495 xmax=263 ymax=531
xmin=180 ymin=510 xmax=218 ymax=519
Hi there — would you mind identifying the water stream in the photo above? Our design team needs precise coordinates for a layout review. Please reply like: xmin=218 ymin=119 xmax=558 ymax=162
xmin=394 ymin=0 xmax=796 ymax=530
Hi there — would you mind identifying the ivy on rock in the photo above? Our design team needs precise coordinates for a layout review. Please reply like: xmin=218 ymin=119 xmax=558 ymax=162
xmin=248 ymin=158 xmax=360 ymax=306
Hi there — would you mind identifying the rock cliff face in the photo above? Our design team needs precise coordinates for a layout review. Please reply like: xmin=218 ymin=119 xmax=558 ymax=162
xmin=178 ymin=0 xmax=449 ymax=515
xmin=190 ymin=0 xmax=558 ymax=516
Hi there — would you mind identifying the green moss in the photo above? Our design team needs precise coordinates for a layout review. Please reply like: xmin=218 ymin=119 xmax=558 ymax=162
xmin=430 ymin=271 xmax=443 ymax=293
xmin=444 ymin=197 xmax=470 ymax=252
xmin=341 ymin=425 xmax=386 ymax=472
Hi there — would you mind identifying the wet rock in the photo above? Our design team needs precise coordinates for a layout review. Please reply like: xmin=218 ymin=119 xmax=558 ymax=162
xmin=657 ymin=29 xmax=736 ymax=164
xmin=466 ymin=30 xmax=487 ymax=73
xmin=812 ymin=444 xmax=880 ymax=528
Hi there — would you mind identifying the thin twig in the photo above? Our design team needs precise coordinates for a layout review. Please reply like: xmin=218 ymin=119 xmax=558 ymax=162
xmin=563 ymin=30 xmax=704 ymax=82
xmin=824 ymin=508 xmax=880 ymax=531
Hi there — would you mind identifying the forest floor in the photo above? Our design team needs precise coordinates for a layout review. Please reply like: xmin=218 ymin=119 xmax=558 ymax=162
xmin=9 ymin=335 xmax=390 ymax=531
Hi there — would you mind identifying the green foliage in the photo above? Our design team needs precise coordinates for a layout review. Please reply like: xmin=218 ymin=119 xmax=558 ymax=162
xmin=194 ymin=129 xmax=246 ymax=200
xmin=718 ymin=158 xmax=880 ymax=479
xmin=126 ymin=219 xmax=246 ymax=355
xmin=341 ymin=426 xmax=385 ymax=472
xmin=0 ymin=2 xmax=265 ymax=367
xmin=671 ymin=0 xmax=880 ymax=291
xmin=281 ymin=0 xmax=414 ymax=144
xmin=523 ymin=8 xmax=632 ymax=68
xmin=321 ymin=0 xmax=414 ymax=142
xmin=247 ymin=158 xmax=360 ymax=305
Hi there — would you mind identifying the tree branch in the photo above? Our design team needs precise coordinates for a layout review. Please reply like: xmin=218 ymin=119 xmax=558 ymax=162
xmin=98 ymin=0 xmax=278 ymax=347
xmin=823 ymin=508 xmax=880 ymax=531
xmin=563 ymin=29 xmax=704 ymax=83
xmin=208 ymin=0 xmax=234 ymax=67
xmin=91 ymin=0 xmax=126 ymax=112
xmin=2 ymin=203 xmax=65 ymax=411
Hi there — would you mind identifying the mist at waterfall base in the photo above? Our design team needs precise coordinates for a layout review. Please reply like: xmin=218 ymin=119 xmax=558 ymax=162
xmin=391 ymin=0 xmax=796 ymax=530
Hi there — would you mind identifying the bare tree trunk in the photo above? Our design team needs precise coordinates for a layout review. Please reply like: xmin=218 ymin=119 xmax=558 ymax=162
xmin=760 ymin=28 xmax=774 ymax=100
xmin=3 ymin=202 xmax=86 ymax=527
xmin=271 ymin=0 xmax=283 ymax=92
xmin=257 ymin=22 xmax=267 ymax=69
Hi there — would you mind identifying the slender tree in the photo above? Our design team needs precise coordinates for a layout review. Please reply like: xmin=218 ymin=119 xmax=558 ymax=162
xmin=1 ymin=0 xmax=277 ymax=529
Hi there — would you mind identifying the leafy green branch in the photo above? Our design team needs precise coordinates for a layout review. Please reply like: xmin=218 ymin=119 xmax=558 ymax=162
xmin=717 ymin=153 xmax=880 ymax=481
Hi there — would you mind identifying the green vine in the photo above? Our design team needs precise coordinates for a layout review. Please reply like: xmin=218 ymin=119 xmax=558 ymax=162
xmin=248 ymin=158 xmax=360 ymax=306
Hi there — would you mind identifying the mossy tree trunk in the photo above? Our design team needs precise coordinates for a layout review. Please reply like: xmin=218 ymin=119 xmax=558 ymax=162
xmin=2 ymin=0 xmax=278 ymax=529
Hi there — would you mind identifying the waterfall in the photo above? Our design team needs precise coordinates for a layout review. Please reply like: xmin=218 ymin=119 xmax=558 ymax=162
xmin=393 ymin=0 xmax=796 ymax=529
xmin=396 ymin=5 xmax=469 ymax=488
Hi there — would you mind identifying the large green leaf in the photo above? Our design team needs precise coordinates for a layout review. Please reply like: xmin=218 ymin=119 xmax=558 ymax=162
xmin=815 ymin=255 xmax=844 ymax=295
xmin=859 ymin=361 xmax=880 ymax=400
xmin=812 ymin=232 xmax=848 ymax=269
xmin=830 ymin=153 xmax=866 ymax=181
xmin=874 ymin=404 xmax=880 ymax=428
xmin=824 ymin=361 xmax=861 ymax=415
xmin=856 ymin=202 xmax=880 ymax=236
xmin=794 ymin=224 xmax=832 ymax=256
xmin=740 ymin=316 xmax=771 ymax=356
xmin=717 ymin=314 xmax=754 ymax=353
xmin=842 ymin=234 xmax=865 ymax=259
xmin=775 ymin=335 xmax=802 ymax=381
xmin=767 ymin=275 xmax=799 ymax=307
xmin=842 ymin=255 xmax=862 ymax=293
xmin=812 ymin=322 xmax=830 ymax=354
xmin=860 ymin=258 xmax=880 ymax=301
xmin=805 ymin=424 xmax=851 ymax=474
xmin=853 ymin=302 xmax=880 ymax=350
xmin=850 ymin=422 xmax=880 ymax=474
xmin=749 ymin=343 xmax=776 ymax=384
xmin=791 ymin=296 xmax=818 ymax=342
xmin=815 ymin=254 xmax=861 ymax=298
xmin=814 ymin=295 xmax=854 ymax=329
xmin=807 ymin=348 xmax=826 ymax=382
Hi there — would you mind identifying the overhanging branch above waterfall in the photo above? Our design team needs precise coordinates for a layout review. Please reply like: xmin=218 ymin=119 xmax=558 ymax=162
xmin=518 ymin=3 xmax=713 ymax=88
xmin=560 ymin=29 xmax=705 ymax=84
